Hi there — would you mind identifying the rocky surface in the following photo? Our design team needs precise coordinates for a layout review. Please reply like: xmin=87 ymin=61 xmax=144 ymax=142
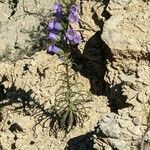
xmin=94 ymin=0 xmax=150 ymax=149
xmin=0 ymin=0 xmax=52 ymax=61
xmin=0 ymin=52 xmax=109 ymax=150
xmin=0 ymin=0 xmax=150 ymax=150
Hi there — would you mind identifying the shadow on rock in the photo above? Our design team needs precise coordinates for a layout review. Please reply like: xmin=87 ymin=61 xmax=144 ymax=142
xmin=106 ymin=83 xmax=133 ymax=113
xmin=73 ymin=31 xmax=113 ymax=96
xmin=0 ymin=75 xmax=60 ymax=136
xmin=0 ymin=81 xmax=34 ymax=114
xmin=20 ymin=21 xmax=48 ymax=58
xmin=65 ymin=131 xmax=96 ymax=150
xmin=65 ymin=126 xmax=109 ymax=150
xmin=72 ymin=31 xmax=132 ymax=113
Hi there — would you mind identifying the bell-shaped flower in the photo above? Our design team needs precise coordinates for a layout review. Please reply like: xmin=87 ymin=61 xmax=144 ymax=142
xmin=73 ymin=34 xmax=82 ymax=44
xmin=48 ymin=30 xmax=61 ymax=41
xmin=48 ymin=44 xmax=61 ymax=54
xmin=65 ymin=28 xmax=82 ymax=44
xmin=53 ymin=3 xmax=63 ymax=13
xmin=48 ymin=19 xmax=63 ymax=30
xmin=68 ymin=13 xmax=79 ymax=24
xmin=70 ymin=5 xmax=79 ymax=14
xmin=65 ymin=29 xmax=76 ymax=41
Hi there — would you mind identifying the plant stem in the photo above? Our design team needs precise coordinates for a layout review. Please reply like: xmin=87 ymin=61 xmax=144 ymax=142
xmin=65 ymin=53 xmax=71 ymax=103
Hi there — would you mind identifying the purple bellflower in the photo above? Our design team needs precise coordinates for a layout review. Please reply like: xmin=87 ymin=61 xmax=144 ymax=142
xmin=65 ymin=29 xmax=82 ymax=44
xmin=48 ymin=19 xmax=62 ymax=30
xmin=48 ymin=30 xmax=61 ymax=41
xmin=69 ymin=13 xmax=79 ymax=23
xmin=53 ymin=2 xmax=63 ymax=18
xmin=65 ymin=29 xmax=76 ymax=41
xmin=48 ymin=45 xmax=61 ymax=54
xmin=53 ymin=3 xmax=63 ymax=13
xmin=70 ymin=5 xmax=79 ymax=14
xmin=73 ymin=34 xmax=82 ymax=44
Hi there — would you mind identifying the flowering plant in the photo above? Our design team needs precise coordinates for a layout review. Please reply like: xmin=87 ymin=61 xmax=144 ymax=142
xmin=47 ymin=1 xmax=82 ymax=57
xmin=43 ymin=1 xmax=92 ymax=133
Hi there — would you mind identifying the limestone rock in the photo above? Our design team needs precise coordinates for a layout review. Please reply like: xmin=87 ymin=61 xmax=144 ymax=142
xmin=95 ymin=0 xmax=150 ymax=149
xmin=0 ymin=0 xmax=52 ymax=61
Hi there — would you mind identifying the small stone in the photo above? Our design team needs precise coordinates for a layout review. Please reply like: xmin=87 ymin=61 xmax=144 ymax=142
xmin=129 ymin=111 xmax=138 ymax=118
xmin=118 ymin=119 xmax=132 ymax=128
xmin=133 ymin=117 xmax=141 ymax=126
xmin=128 ymin=126 xmax=142 ymax=138
xmin=104 ymin=145 xmax=112 ymax=150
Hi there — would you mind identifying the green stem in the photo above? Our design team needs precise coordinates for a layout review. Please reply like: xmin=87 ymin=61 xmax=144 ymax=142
xmin=65 ymin=53 xmax=71 ymax=104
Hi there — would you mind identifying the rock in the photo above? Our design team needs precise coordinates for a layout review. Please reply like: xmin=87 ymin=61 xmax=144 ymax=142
xmin=0 ymin=48 xmax=108 ymax=149
xmin=132 ymin=117 xmax=142 ymax=126
xmin=0 ymin=0 xmax=149 ymax=149
xmin=94 ymin=0 xmax=150 ymax=149
xmin=95 ymin=112 xmax=148 ymax=149
xmin=107 ymin=0 xmax=131 ymax=15
xmin=108 ymin=139 xmax=130 ymax=150
xmin=0 ymin=0 xmax=52 ymax=61
xmin=98 ymin=114 xmax=121 ymax=138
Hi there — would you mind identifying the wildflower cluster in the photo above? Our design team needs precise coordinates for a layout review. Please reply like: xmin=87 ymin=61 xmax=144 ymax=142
xmin=47 ymin=2 xmax=82 ymax=55
xmin=43 ymin=2 xmax=92 ymax=133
